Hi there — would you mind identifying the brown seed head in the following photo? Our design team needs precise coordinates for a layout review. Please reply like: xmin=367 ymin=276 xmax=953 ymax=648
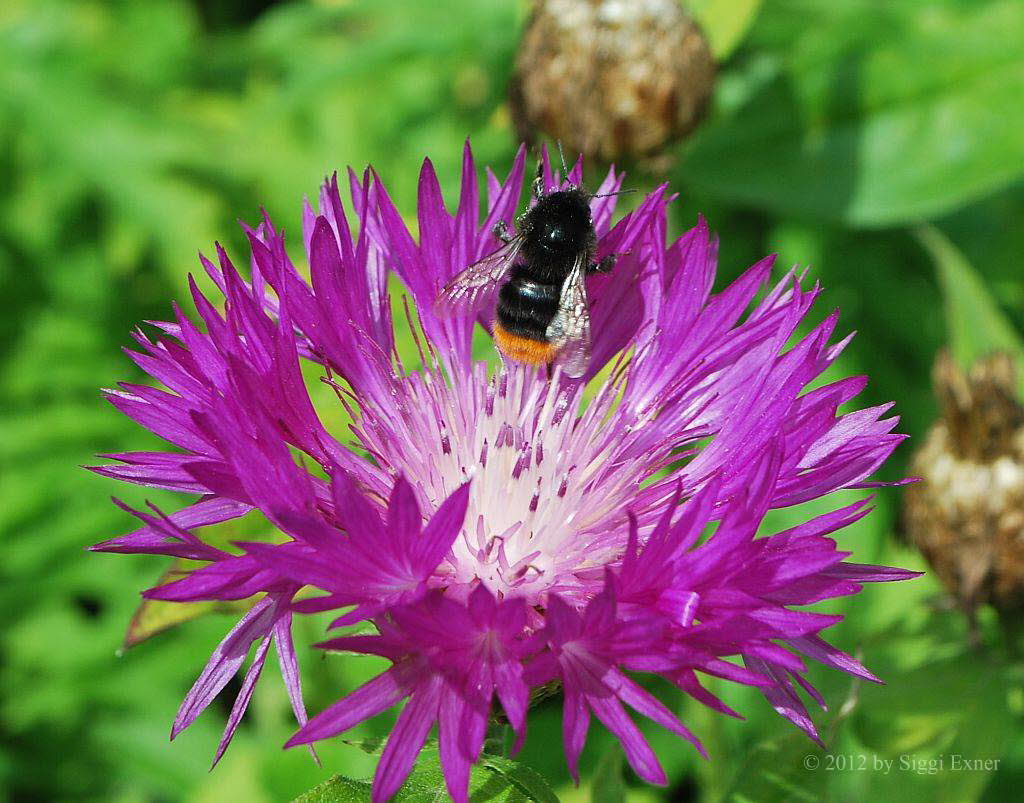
xmin=904 ymin=351 xmax=1024 ymax=616
xmin=510 ymin=0 xmax=716 ymax=163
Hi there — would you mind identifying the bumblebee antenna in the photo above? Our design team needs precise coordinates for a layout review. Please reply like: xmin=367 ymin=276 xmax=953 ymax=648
xmin=589 ymin=188 xmax=638 ymax=198
xmin=555 ymin=140 xmax=570 ymax=179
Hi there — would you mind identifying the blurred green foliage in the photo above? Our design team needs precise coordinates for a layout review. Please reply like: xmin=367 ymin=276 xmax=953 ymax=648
xmin=2 ymin=0 xmax=1023 ymax=801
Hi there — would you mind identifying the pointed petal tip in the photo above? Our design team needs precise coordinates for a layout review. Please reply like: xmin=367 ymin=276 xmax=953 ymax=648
xmin=209 ymin=745 xmax=230 ymax=771
xmin=283 ymin=731 xmax=308 ymax=749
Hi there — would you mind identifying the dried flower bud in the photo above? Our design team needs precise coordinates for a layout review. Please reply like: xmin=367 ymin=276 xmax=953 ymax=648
xmin=904 ymin=351 xmax=1024 ymax=624
xmin=510 ymin=0 xmax=715 ymax=163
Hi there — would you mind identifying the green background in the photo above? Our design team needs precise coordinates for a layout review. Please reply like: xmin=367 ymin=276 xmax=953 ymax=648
xmin=2 ymin=1 xmax=1024 ymax=800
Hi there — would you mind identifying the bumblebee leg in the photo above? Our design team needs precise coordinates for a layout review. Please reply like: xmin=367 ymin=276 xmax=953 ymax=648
xmin=492 ymin=219 xmax=513 ymax=244
xmin=588 ymin=254 xmax=618 ymax=274
xmin=546 ymin=361 xmax=554 ymax=381
xmin=532 ymin=159 xmax=545 ymax=199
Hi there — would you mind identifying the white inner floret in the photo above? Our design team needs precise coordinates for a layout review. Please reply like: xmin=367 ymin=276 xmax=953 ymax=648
xmin=358 ymin=361 xmax=646 ymax=600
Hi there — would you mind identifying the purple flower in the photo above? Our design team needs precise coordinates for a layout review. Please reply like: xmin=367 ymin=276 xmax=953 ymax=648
xmin=288 ymin=585 xmax=531 ymax=801
xmin=93 ymin=143 xmax=918 ymax=801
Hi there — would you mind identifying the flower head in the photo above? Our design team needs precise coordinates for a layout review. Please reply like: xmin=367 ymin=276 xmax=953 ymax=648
xmin=93 ymin=143 xmax=917 ymax=801
xmin=905 ymin=350 xmax=1024 ymax=630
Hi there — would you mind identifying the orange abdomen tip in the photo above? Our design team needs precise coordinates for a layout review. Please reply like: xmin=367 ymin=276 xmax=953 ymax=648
xmin=493 ymin=324 xmax=557 ymax=365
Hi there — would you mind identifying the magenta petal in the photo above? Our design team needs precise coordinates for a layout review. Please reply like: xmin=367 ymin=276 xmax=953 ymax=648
xmin=744 ymin=655 xmax=823 ymax=746
xmin=414 ymin=481 xmax=470 ymax=566
xmin=493 ymin=660 xmax=529 ymax=739
xmin=439 ymin=691 xmax=473 ymax=803
xmin=273 ymin=613 xmax=319 ymax=764
xmin=824 ymin=563 xmax=923 ymax=582
xmin=89 ymin=451 xmax=210 ymax=493
xmin=611 ymin=670 xmax=706 ymax=757
xmin=172 ymin=596 xmax=278 ymax=739
xmin=242 ymin=541 xmax=346 ymax=593
xmin=790 ymin=634 xmax=881 ymax=683
xmin=286 ymin=666 xmax=409 ymax=747
xmin=372 ymin=676 xmax=442 ymax=803
xmin=562 ymin=691 xmax=591 ymax=784
xmin=91 ymin=496 xmax=251 ymax=558
xmin=387 ymin=476 xmax=423 ymax=546
xmin=588 ymin=694 xmax=667 ymax=786
xmin=675 ymin=670 xmax=743 ymax=720
xmin=212 ymin=633 xmax=272 ymax=767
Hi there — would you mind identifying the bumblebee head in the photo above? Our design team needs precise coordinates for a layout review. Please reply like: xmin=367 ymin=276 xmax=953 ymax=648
xmin=529 ymin=189 xmax=592 ymax=257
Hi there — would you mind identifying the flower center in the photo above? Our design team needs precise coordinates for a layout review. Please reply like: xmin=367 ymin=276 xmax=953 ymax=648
xmin=357 ymin=361 xmax=642 ymax=601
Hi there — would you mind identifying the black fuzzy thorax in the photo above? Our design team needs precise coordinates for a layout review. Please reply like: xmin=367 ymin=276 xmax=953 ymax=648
xmin=518 ymin=189 xmax=595 ymax=282
xmin=496 ymin=189 xmax=595 ymax=342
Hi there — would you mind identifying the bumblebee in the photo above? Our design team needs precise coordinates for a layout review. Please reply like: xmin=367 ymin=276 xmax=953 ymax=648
xmin=435 ymin=157 xmax=617 ymax=378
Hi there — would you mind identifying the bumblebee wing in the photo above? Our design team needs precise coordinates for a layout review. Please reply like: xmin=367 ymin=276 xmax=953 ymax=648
xmin=433 ymin=235 xmax=524 ymax=317
xmin=545 ymin=252 xmax=591 ymax=379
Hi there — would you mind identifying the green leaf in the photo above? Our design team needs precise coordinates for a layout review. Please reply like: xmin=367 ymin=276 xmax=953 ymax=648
xmin=122 ymin=560 xmax=257 ymax=649
xmin=682 ymin=0 xmax=1024 ymax=227
xmin=852 ymin=652 xmax=1015 ymax=802
xmin=341 ymin=737 xmax=438 ymax=759
xmin=292 ymin=774 xmax=374 ymax=803
xmin=917 ymin=223 xmax=1024 ymax=394
xmin=479 ymin=756 xmax=561 ymax=803
xmin=341 ymin=736 xmax=391 ymax=756
xmin=292 ymin=754 xmax=559 ymax=803
xmin=689 ymin=0 xmax=764 ymax=60
xmin=122 ymin=593 xmax=217 ymax=651
xmin=720 ymin=732 xmax=828 ymax=803
xmin=590 ymin=743 xmax=626 ymax=803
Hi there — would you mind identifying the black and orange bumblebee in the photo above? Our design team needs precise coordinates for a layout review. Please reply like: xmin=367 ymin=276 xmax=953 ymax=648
xmin=435 ymin=160 xmax=617 ymax=378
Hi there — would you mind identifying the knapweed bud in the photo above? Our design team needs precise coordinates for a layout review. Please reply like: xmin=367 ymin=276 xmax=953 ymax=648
xmin=904 ymin=351 xmax=1024 ymax=621
xmin=510 ymin=0 xmax=715 ymax=163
